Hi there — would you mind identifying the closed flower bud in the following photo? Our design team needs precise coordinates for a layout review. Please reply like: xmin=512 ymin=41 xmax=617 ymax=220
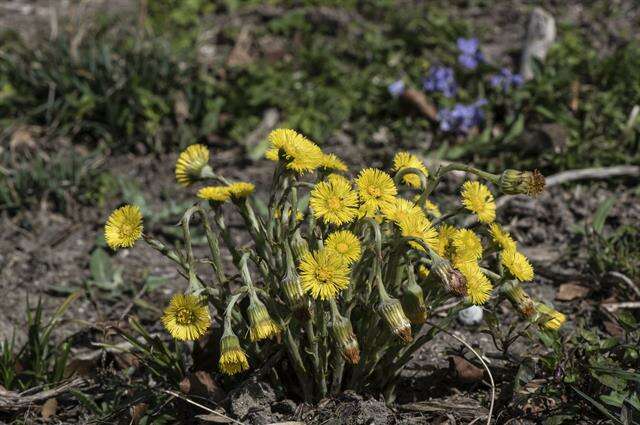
xmin=377 ymin=297 xmax=413 ymax=343
xmin=498 ymin=169 xmax=545 ymax=197
xmin=502 ymin=281 xmax=535 ymax=318
xmin=534 ymin=302 xmax=566 ymax=331
xmin=402 ymin=271 xmax=428 ymax=324
xmin=219 ymin=328 xmax=249 ymax=375
xmin=282 ymin=269 xmax=313 ymax=320
xmin=247 ymin=297 xmax=281 ymax=341
xmin=290 ymin=230 xmax=309 ymax=260
xmin=330 ymin=315 xmax=360 ymax=364
xmin=432 ymin=256 xmax=467 ymax=296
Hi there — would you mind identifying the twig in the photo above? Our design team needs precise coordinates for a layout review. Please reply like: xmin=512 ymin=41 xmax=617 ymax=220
xmin=601 ymin=301 xmax=640 ymax=312
xmin=427 ymin=322 xmax=495 ymax=425
xmin=161 ymin=389 xmax=243 ymax=425
xmin=0 ymin=378 xmax=87 ymax=411
xmin=545 ymin=166 xmax=640 ymax=186
xmin=605 ymin=271 xmax=640 ymax=298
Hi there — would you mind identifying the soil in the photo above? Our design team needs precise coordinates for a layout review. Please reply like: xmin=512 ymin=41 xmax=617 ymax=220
xmin=1 ymin=1 xmax=639 ymax=424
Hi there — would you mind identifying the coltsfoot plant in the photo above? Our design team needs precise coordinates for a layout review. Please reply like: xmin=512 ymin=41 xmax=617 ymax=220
xmin=104 ymin=129 xmax=565 ymax=403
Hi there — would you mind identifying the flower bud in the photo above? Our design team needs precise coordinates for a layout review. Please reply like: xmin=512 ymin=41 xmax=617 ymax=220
xmin=401 ymin=274 xmax=428 ymax=324
xmin=282 ymin=269 xmax=313 ymax=320
xmin=247 ymin=297 xmax=281 ymax=341
xmin=534 ymin=302 xmax=566 ymax=331
xmin=498 ymin=169 xmax=545 ymax=197
xmin=502 ymin=281 xmax=535 ymax=318
xmin=330 ymin=315 xmax=360 ymax=364
xmin=219 ymin=328 xmax=249 ymax=375
xmin=377 ymin=297 xmax=413 ymax=343
xmin=432 ymin=256 xmax=467 ymax=296
xmin=290 ymin=230 xmax=309 ymax=260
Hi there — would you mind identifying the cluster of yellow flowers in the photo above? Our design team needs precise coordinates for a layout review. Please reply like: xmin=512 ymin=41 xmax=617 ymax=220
xmin=103 ymin=127 xmax=565 ymax=389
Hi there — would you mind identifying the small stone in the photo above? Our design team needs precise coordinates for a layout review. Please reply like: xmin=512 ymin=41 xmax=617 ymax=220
xmin=458 ymin=305 xmax=483 ymax=326
xmin=520 ymin=7 xmax=556 ymax=81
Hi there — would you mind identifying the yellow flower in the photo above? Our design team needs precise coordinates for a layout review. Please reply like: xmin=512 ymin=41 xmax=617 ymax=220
xmin=175 ymin=144 xmax=210 ymax=186
xmin=320 ymin=153 xmax=348 ymax=172
xmin=266 ymin=128 xmax=323 ymax=174
xmin=197 ymin=186 xmax=231 ymax=203
xmin=161 ymin=294 xmax=211 ymax=341
xmin=356 ymin=168 xmax=397 ymax=216
xmin=227 ymin=182 xmax=255 ymax=199
xmin=247 ymin=298 xmax=281 ymax=341
xmin=299 ymin=249 xmax=351 ymax=300
xmin=418 ymin=265 xmax=430 ymax=279
xmin=451 ymin=229 xmax=483 ymax=262
xmin=460 ymin=181 xmax=496 ymax=223
xmin=219 ymin=331 xmax=249 ymax=375
xmin=456 ymin=262 xmax=493 ymax=305
xmin=104 ymin=204 xmax=143 ymax=249
xmin=501 ymin=248 xmax=534 ymax=281
xmin=436 ymin=224 xmax=457 ymax=257
xmin=309 ymin=176 xmax=359 ymax=226
xmin=381 ymin=197 xmax=423 ymax=224
xmin=392 ymin=152 xmax=429 ymax=188
xmin=397 ymin=213 xmax=438 ymax=252
xmin=535 ymin=302 xmax=566 ymax=331
xmin=423 ymin=199 xmax=441 ymax=218
xmin=326 ymin=230 xmax=362 ymax=265
xmin=488 ymin=223 xmax=516 ymax=250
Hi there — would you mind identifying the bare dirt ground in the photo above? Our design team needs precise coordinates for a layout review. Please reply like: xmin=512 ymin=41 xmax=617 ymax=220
xmin=1 ymin=1 xmax=639 ymax=423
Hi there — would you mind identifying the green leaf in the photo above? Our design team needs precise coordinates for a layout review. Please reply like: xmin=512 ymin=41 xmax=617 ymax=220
xmin=572 ymin=386 xmax=623 ymax=424
xmin=592 ymin=196 xmax=616 ymax=234
xmin=90 ymin=248 xmax=113 ymax=286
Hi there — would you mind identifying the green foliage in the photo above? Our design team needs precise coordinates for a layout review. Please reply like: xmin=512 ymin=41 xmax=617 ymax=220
xmin=0 ymin=294 xmax=80 ymax=391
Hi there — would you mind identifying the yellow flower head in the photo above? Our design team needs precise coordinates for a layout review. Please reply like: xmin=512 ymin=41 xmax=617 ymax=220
xmin=309 ymin=176 xmax=359 ymax=226
xmin=392 ymin=152 xmax=429 ymax=188
xmin=219 ymin=330 xmax=249 ymax=375
xmin=451 ymin=229 xmax=483 ymax=262
xmin=247 ymin=297 xmax=281 ymax=341
xmin=326 ymin=230 xmax=362 ymax=265
xmin=356 ymin=168 xmax=397 ymax=216
xmin=162 ymin=294 xmax=211 ymax=341
xmin=424 ymin=199 xmax=441 ymax=218
xmin=227 ymin=182 xmax=255 ymax=199
xmin=397 ymin=213 xmax=439 ymax=252
xmin=488 ymin=223 xmax=516 ymax=251
xmin=266 ymin=128 xmax=323 ymax=174
xmin=175 ymin=144 xmax=210 ymax=186
xmin=299 ymin=249 xmax=351 ymax=300
xmin=456 ymin=262 xmax=493 ymax=305
xmin=501 ymin=248 xmax=534 ymax=281
xmin=461 ymin=181 xmax=496 ymax=223
xmin=436 ymin=224 xmax=457 ymax=257
xmin=535 ymin=302 xmax=566 ymax=331
xmin=104 ymin=204 xmax=143 ymax=249
xmin=197 ymin=186 xmax=231 ymax=203
xmin=382 ymin=197 xmax=423 ymax=224
xmin=320 ymin=153 xmax=348 ymax=172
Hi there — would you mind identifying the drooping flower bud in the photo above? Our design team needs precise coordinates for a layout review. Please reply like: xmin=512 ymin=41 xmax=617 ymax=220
xmin=282 ymin=242 xmax=313 ymax=319
xmin=377 ymin=297 xmax=413 ymax=343
xmin=401 ymin=267 xmax=428 ymax=324
xmin=247 ymin=296 xmax=281 ymax=341
xmin=498 ymin=169 xmax=545 ymax=197
xmin=431 ymin=255 xmax=467 ymax=296
xmin=502 ymin=281 xmax=535 ymax=318
xmin=219 ymin=327 xmax=249 ymax=375
xmin=330 ymin=313 xmax=360 ymax=364
xmin=534 ymin=302 xmax=566 ymax=331
xmin=290 ymin=229 xmax=309 ymax=260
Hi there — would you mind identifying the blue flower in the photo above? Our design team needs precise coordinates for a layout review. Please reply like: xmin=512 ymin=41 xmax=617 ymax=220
xmin=457 ymin=37 xmax=484 ymax=70
xmin=423 ymin=66 xmax=456 ymax=98
xmin=438 ymin=99 xmax=487 ymax=134
xmin=490 ymin=68 xmax=524 ymax=92
xmin=388 ymin=80 xmax=405 ymax=98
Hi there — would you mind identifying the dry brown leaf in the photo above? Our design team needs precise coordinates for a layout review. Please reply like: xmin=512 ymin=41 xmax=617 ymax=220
xmin=131 ymin=403 xmax=148 ymax=425
xmin=556 ymin=282 xmax=590 ymax=301
xmin=450 ymin=356 xmax=484 ymax=383
xmin=401 ymin=89 xmax=438 ymax=121
xmin=41 ymin=398 xmax=58 ymax=420
xmin=179 ymin=371 xmax=225 ymax=402
xmin=603 ymin=320 xmax=624 ymax=337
